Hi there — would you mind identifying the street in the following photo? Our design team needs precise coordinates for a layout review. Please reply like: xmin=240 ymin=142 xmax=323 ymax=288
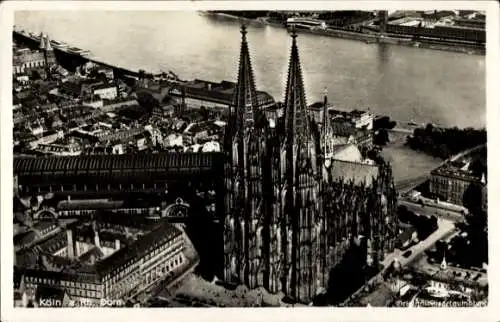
xmin=382 ymin=218 xmax=456 ymax=268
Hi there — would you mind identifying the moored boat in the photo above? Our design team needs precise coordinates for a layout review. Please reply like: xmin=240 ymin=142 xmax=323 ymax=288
xmin=50 ymin=39 xmax=68 ymax=50
xmin=67 ymin=46 xmax=91 ymax=57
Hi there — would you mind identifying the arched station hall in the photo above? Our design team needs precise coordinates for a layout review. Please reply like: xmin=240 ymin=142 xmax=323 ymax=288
xmin=14 ymin=152 xmax=226 ymax=278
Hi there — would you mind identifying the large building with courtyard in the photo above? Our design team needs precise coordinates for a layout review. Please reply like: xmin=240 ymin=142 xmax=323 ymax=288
xmin=15 ymin=217 xmax=185 ymax=307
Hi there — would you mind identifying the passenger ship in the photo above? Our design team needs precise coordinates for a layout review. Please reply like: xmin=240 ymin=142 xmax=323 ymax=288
xmin=286 ymin=17 xmax=328 ymax=30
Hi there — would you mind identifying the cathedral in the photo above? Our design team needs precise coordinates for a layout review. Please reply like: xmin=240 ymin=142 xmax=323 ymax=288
xmin=223 ymin=26 xmax=398 ymax=303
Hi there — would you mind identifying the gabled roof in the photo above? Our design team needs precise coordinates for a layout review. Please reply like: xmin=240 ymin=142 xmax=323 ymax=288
xmin=326 ymin=159 xmax=379 ymax=187
xmin=33 ymin=220 xmax=58 ymax=232
xmin=95 ymin=220 xmax=181 ymax=277
xmin=330 ymin=144 xmax=363 ymax=163
xmin=37 ymin=231 xmax=67 ymax=254
xmin=16 ymin=249 xmax=39 ymax=269
xmin=331 ymin=120 xmax=356 ymax=137
xmin=14 ymin=231 xmax=37 ymax=247
xmin=79 ymin=247 xmax=105 ymax=262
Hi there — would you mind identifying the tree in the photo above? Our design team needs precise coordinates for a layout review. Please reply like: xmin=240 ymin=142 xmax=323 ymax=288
xmin=360 ymin=145 xmax=369 ymax=159
xmin=429 ymin=215 xmax=438 ymax=230
xmin=199 ymin=106 xmax=209 ymax=121
xmin=31 ymin=69 xmax=42 ymax=81
xmin=136 ymin=91 xmax=159 ymax=116
xmin=469 ymin=157 xmax=486 ymax=178
xmin=374 ymin=128 xmax=390 ymax=146
xmin=462 ymin=182 xmax=483 ymax=215
xmin=438 ymin=144 xmax=450 ymax=159
xmin=138 ymin=69 xmax=146 ymax=81
xmin=397 ymin=205 xmax=411 ymax=223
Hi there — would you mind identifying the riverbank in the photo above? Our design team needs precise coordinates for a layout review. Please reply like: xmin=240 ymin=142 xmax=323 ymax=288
xmin=204 ymin=12 xmax=484 ymax=56
xmin=13 ymin=29 xmax=184 ymax=82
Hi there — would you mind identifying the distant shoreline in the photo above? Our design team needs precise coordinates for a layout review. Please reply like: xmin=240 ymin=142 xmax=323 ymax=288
xmin=202 ymin=12 xmax=485 ymax=56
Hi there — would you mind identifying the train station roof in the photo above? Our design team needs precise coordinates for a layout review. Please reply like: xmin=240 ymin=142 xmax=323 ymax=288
xmin=14 ymin=152 xmax=224 ymax=177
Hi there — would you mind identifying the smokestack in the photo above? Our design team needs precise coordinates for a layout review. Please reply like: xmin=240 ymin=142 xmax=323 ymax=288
xmin=66 ymin=229 xmax=74 ymax=259
xmin=115 ymin=239 xmax=120 ymax=250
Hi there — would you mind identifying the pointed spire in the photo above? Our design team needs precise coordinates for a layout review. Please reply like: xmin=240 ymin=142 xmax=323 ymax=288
xmin=322 ymin=88 xmax=329 ymax=132
xmin=232 ymin=24 xmax=259 ymax=133
xmin=322 ymin=87 xmax=332 ymax=158
xmin=440 ymin=253 xmax=447 ymax=270
xmin=284 ymin=27 xmax=308 ymax=142
xmin=39 ymin=32 xmax=46 ymax=50
xmin=39 ymin=33 xmax=53 ymax=51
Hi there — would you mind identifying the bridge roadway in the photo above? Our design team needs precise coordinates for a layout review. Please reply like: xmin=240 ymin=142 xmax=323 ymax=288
xmin=381 ymin=218 xmax=456 ymax=268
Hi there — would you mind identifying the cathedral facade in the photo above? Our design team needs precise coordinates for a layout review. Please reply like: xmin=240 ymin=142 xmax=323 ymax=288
xmin=223 ymin=26 xmax=398 ymax=303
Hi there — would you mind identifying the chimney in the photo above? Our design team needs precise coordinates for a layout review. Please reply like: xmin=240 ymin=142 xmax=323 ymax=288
xmin=115 ymin=239 xmax=120 ymax=250
xmin=66 ymin=229 xmax=74 ymax=259
xmin=90 ymin=254 xmax=95 ymax=265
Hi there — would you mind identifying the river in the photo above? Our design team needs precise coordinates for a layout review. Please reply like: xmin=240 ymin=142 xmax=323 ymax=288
xmin=15 ymin=11 xmax=485 ymax=128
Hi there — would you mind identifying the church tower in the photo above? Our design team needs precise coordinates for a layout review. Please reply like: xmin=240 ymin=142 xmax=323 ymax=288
xmin=223 ymin=25 xmax=264 ymax=285
xmin=321 ymin=88 xmax=335 ymax=159
xmin=39 ymin=33 xmax=54 ymax=77
xmin=280 ymin=28 xmax=320 ymax=302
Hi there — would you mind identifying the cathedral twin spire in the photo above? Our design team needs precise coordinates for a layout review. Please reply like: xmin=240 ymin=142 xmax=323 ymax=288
xmin=232 ymin=25 xmax=259 ymax=134
xmin=226 ymin=24 xmax=327 ymax=301
xmin=283 ymin=27 xmax=309 ymax=143
xmin=231 ymin=25 xmax=310 ymax=142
